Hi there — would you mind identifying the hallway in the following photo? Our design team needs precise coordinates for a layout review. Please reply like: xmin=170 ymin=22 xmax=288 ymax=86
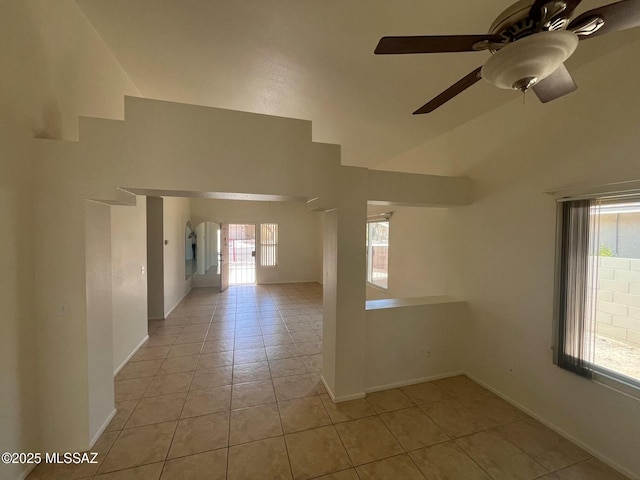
xmin=28 ymin=283 xmax=627 ymax=479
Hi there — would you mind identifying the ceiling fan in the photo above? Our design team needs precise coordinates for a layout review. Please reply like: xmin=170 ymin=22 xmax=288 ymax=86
xmin=375 ymin=0 xmax=640 ymax=114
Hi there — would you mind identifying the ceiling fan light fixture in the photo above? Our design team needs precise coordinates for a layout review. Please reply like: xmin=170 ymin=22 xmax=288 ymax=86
xmin=481 ymin=30 xmax=578 ymax=91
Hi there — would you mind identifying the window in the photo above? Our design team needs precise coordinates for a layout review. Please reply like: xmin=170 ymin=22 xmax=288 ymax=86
xmin=260 ymin=223 xmax=278 ymax=267
xmin=366 ymin=218 xmax=389 ymax=289
xmin=555 ymin=196 xmax=640 ymax=393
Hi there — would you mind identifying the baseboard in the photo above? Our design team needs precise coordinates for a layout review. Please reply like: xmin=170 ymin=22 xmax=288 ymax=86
xmin=320 ymin=374 xmax=366 ymax=403
xmin=164 ymin=287 xmax=192 ymax=317
xmin=192 ymin=281 xmax=219 ymax=288
xmin=320 ymin=374 xmax=335 ymax=400
xmin=113 ymin=335 xmax=149 ymax=376
xmin=322 ymin=372 xmax=465 ymax=403
xmin=465 ymin=373 xmax=640 ymax=480
xmin=16 ymin=407 xmax=117 ymax=480
xmin=365 ymin=371 xmax=465 ymax=394
xmin=89 ymin=408 xmax=117 ymax=448
xmin=334 ymin=391 xmax=367 ymax=402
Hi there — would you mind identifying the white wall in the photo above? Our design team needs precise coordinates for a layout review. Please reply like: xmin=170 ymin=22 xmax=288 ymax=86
xmin=379 ymin=34 xmax=640 ymax=478
xmin=365 ymin=300 xmax=468 ymax=391
xmin=191 ymin=198 xmax=322 ymax=285
xmin=85 ymin=201 xmax=114 ymax=447
xmin=0 ymin=0 xmax=139 ymax=475
xmin=322 ymin=167 xmax=369 ymax=401
xmin=163 ymin=197 xmax=193 ymax=316
xmin=0 ymin=119 xmax=38 ymax=480
xmin=111 ymin=197 xmax=148 ymax=373
xmin=366 ymin=206 xmax=454 ymax=301
xmin=322 ymin=210 xmax=339 ymax=394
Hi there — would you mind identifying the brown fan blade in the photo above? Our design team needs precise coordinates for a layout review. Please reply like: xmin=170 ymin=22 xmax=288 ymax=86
xmin=375 ymin=35 xmax=503 ymax=54
xmin=414 ymin=67 xmax=483 ymax=114
xmin=568 ymin=0 xmax=640 ymax=39
xmin=532 ymin=64 xmax=578 ymax=103
xmin=529 ymin=0 xmax=583 ymax=26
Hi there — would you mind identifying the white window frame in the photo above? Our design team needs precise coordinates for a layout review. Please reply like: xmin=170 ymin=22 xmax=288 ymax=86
xmin=366 ymin=214 xmax=391 ymax=290
xmin=259 ymin=223 xmax=278 ymax=267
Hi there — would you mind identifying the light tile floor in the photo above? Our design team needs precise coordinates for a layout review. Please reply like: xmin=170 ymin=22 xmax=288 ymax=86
xmin=28 ymin=283 xmax=630 ymax=480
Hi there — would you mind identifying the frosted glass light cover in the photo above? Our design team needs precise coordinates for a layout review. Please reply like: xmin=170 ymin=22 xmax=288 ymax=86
xmin=481 ymin=31 xmax=579 ymax=90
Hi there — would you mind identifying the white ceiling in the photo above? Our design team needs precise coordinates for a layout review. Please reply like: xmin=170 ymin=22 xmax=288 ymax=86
xmin=76 ymin=0 xmax=639 ymax=170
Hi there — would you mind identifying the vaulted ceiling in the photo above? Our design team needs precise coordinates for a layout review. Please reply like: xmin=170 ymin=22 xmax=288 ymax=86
xmin=77 ymin=0 xmax=640 ymax=171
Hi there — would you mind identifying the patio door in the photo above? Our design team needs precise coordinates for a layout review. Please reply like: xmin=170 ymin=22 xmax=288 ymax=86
xmin=219 ymin=223 xmax=229 ymax=292
xmin=228 ymin=224 xmax=256 ymax=285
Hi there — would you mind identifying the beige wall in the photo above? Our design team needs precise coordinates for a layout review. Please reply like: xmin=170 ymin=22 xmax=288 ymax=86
xmin=379 ymin=35 xmax=640 ymax=478
xmin=163 ymin=197 xmax=193 ymax=316
xmin=0 ymin=0 xmax=139 ymax=476
xmin=191 ymin=198 xmax=322 ymax=285
xmin=111 ymin=198 xmax=148 ymax=373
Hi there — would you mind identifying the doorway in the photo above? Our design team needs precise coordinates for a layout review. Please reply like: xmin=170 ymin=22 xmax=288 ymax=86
xmin=228 ymin=224 xmax=256 ymax=285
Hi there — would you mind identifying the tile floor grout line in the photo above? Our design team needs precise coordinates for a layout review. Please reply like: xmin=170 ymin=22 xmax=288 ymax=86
xmin=491 ymin=426 xmax=552 ymax=476
xmin=224 ymin=298 xmax=238 ymax=480
xmin=268 ymin=288 xmax=297 ymax=480
xmin=159 ymin=301 xmax=216 ymax=476
xmin=331 ymin=415 xmax=358 ymax=473
xmin=452 ymin=432 xmax=512 ymax=480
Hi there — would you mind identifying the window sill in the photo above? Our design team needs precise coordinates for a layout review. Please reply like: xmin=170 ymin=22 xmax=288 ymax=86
xmin=366 ymin=282 xmax=388 ymax=293
xmin=365 ymin=295 xmax=463 ymax=311
xmin=593 ymin=368 xmax=640 ymax=402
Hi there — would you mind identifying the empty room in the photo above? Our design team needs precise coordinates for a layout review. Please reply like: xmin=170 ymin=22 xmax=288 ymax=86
xmin=1 ymin=1 xmax=640 ymax=479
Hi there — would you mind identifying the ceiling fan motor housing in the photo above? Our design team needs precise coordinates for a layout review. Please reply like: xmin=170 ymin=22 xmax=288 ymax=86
xmin=489 ymin=0 xmax=540 ymax=45
xmin=481 ymin=30 xmax=579 ymax=90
